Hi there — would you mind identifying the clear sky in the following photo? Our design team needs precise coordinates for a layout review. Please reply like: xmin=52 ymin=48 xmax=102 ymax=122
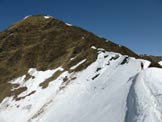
xmin=0 ymin=0 xmax=162 ymax=55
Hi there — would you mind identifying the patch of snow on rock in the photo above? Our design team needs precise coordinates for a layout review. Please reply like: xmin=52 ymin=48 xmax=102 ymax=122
xmin=24 ymin=15 xmax=31 ymax=19
xmin=91 ymin=46 xmax=97 ymax=50
xmin=159 ymin=61 xmax=162 ymax=66
xmin=66 ymin=23 xmax=72 ymax=26
xmin=70 ymin=59 xmax=87 ymax=70
xmin=44 ymin=16 xmax=52 ymax=19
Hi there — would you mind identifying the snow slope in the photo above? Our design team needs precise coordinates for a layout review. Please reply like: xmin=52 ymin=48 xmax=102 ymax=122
xmin=126 ymin=68 xmax=162 ymax=122
xmin=159 ymin=61 xmax=162 ymax=66
xmin=0 ymin=47 xmax=162 ymax=122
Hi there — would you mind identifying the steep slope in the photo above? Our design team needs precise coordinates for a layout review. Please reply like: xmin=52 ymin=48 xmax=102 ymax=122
xmin=0 ymin=15 xmax=139 ymax=103
xmin=126 ymin=68 xmax=162 ymax=122
xmin=0 ymin=48 xmax=151 ymax=122
xmin=0 ymin=15 xmax=162 ymax=122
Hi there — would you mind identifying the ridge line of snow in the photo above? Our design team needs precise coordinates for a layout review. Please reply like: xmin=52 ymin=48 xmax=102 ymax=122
xmin=125 ymin=68 xmax=162 ymax=122
xmin=125 ymin=73 xmax=140 ymax=122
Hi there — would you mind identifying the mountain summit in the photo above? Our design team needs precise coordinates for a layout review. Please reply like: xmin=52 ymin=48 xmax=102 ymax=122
xmin=0 ymin=15 xmax=162 ymax=122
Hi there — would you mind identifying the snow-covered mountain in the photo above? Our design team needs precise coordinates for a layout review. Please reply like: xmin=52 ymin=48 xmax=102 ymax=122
xmin=0 ymin=15 xmax=162 ymax=122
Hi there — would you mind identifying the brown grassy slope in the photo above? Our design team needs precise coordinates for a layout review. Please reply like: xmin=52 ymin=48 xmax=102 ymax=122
xmin=140 ymin=55 xmax=162 ymax=62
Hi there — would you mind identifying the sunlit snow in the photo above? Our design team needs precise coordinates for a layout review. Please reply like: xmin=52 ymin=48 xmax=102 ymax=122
xmin=159 ymin=61 xmax=162 ymax=66
xmin=44 ymin=16 xmax=52 ymax=19
xmin=66 ymin=23 xmax=72 ymax=26
xmin=1 ymin=47 xmax=162 ymax=122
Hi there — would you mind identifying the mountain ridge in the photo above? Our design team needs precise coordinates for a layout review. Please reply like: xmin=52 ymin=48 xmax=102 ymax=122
xmin=0 ymin=14 xmax=161 ymax=102
xmin=0 ymin=15 xmax=162 ymax=122
xmin=0 ymin=15 xmax=143 ymax=80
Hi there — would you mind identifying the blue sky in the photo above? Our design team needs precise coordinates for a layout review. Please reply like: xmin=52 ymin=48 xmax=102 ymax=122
xmin=0 ymin=0 xmax=162 ymax=55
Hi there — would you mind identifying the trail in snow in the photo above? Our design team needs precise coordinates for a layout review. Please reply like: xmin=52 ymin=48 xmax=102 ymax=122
xmin=125 ymin=68 xmax=162 ymax=122
xmin=125 ymin=74 xmax=140 ymax=122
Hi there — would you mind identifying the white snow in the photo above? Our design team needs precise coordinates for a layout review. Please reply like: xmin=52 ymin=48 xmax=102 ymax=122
xmin=24 ymin=15 xmax=52 ymax=20
xmin=0 ymin=67 xmax=65 ymax=122
xmin=97 ymin=48 xmax=105 ymax=51
xmin=35 ymin=52 xmax=143 ymax=122
xmin=70 ymin=56 xmax=77 ymax=61
xmin=137 ymin=59 xmax=151 ymax=69
xmin=126 ymin=68 xmax=162 ymax=122
xmin=24 ymin=15 xmax=31 ymax=19
xmin=159 ymin=61 xmax=162 ymax=66
xmin=91 ymin=46 xmax=97 ymax=50
xmin=0 ymin=48 xmax=161 ymax=122
xmin=66 ymin=23 xmax=72 ymax=26
xmin=44 ymin=16 xmax=52 ymax=19
xmin=70 ymin=59 xmax=86 ymax=70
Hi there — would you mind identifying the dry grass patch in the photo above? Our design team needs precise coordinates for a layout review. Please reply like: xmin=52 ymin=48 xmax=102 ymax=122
xmin=39 ymin=70 xmax=63 ymax=89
